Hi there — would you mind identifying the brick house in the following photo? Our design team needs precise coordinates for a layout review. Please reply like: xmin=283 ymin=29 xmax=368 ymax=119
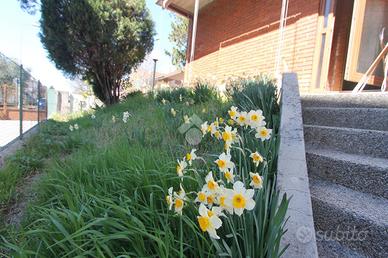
xmin=156 ymin=0 xmax=387 ymax=92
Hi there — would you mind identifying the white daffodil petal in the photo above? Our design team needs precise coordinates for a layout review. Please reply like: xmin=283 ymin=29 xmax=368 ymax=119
xmin=246 ymin=199 xmax=256 ymax=210
xmin=210 ymin=216 xmax=222 ymax=229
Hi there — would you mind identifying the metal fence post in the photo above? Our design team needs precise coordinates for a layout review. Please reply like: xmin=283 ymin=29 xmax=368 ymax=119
xmin=19 ymin=64 xmax=23 ymax=139
xmin=37 ymin=80 xmax=41 ymax=124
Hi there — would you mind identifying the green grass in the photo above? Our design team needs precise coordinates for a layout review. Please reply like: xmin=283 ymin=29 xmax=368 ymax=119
xmin=0 ymin=79 xmax=288 ymax=257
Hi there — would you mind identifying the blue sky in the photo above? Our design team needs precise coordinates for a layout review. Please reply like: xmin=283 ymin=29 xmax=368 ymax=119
xmin=0 ymin=0 xmax=175 ymax=91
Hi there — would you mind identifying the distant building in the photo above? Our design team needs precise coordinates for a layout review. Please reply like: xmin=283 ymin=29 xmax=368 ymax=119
xmin=156 ymin=70 xmax=184 ymax=89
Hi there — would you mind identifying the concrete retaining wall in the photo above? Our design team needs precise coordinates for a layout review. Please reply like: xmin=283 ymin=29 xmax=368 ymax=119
xmin=277 ymin=73 xmax=318 ymax=257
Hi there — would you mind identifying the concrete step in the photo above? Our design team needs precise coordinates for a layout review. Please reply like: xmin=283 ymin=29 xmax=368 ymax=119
xmin=306 ymin=146 xmax=388 ymax=199
xmin=310 ymin=178 xmax=388 ymax=257
xmin=304 ymin=125 xmax=388 ymax=159
xmin=302 ymin=107 xmax=388 ymax=131
xmin=317 ymin=239 xmax=366 ymax=258
xmin=301 ymin=92 xmax=388 ymax=108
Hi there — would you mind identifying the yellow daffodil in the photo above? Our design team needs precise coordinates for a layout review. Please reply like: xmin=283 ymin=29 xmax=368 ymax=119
xmin=166 ymin=187 xmax=173 ymax=210
xmin=228 ymin=106 xmax=238 ymax=119
xmin=219 ymin=117 xmax=224 ymax=124
xmin=204 ymin=172 xmax=219 ymax=193
xmin=176 ymin=159 xmax=187 ymax=177
xmin=255 ymin=127 xmax=272 ymax=141
xmin=186 ymin=149 xmax=197 ymax=165
xmin=215 ymin=152 xmax=234 ymax=172
xmin=201 ymin=121 xmax=209 ymax=135
xmin=184 ymin=115 xmax=190 ymax=124
xmin=225 ymin=181 xmax=256 ymax=216
xmin=217 ymin=186 xmax=234 ymax=214
xmin=248 ymin=110 xmax=265 ymax=128
xmin=214 ymin=130 xmax=222 ymax=140
xmin=197 ymin=204 xmax=223 ymax=239
xmin=224 ymin=169 xmax=235 ymax=183
xmin=236 ymin=111 xmax=248 ymax=126
xmin=222 ymin=126 xmax=237 ymax=145
xmin=206 ymin=194 xmax=215 ymax=207
xmin=195 ymin=191 xmax=207 ymax=204
xmin=250 ymin=172 xmax=263 ymax=189
xmin=174 ymin=185 xmax=186 ymax=215
xmin=250 ymin=151 xmax=263 ymax=167
xmin=171 ymin=108 xmax=177 ymax=117
xmin=209 ymin=122 xmax=218 ymax=136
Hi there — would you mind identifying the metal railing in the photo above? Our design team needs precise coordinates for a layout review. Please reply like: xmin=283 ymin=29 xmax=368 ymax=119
xmin=0 ymin=52 xmax=47 ymax=146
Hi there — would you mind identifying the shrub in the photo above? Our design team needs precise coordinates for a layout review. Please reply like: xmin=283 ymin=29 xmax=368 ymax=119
xmin=227 ymin=75 xmax=279 ymax=129
xmin=121 ymin=90 xmax=143 ymax=100
xmin=155 ymin=87 xmax=193 ymax=104
xmin=193 ymin=82 xmax=217 ymax=104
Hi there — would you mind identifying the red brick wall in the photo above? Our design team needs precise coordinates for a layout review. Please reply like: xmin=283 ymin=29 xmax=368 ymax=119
xmin=187 ymin=0 xmax=321 ymax=91
xmin=1 ymin=107 xmax=47 ymax=121
xmin=327 ymin=0 xmax=353 ymax=91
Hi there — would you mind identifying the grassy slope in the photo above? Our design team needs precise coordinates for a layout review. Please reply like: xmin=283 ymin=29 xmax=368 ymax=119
xmin=0 ymin=84 xmax=288 ymax=257
xmin=1 ymin=94 xmax=230 ymax=257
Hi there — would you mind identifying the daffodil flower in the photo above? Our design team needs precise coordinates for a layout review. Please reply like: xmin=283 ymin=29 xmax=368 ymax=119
xmin=250 ymin=172 xmax=263 ymax=189
xmin=236 ymin=111 xmax=248 ymax=126
xmin=222 ymin=126 xmax=237 ymax=145
xmin=171 ymin=108 xmax=177 ymax=117
xmin=176 ymin=159 xmax=187 ymax=177
xmin=74 ymin=124 xmax=79 ymax=130
xmin=247 ymin=110 xmax=265 ymax=128
xmin=195 ymin=191 xmax=207 ymax=204
xmin=123 ymin=111 xmax=131 ymax=123
xmin=201 ymin=121 xmax=209 ymax=135
xmin=162 ymin=98 xmax=166 ymax=104
xmin=225 ymin=181 xmax=255 ymax=216
xmin=215 ymin=152 xmax=234 ymax=172
xmin=186 ymin=149 xmax=197 ymax=165
xmin=250 ymin=151 xmax=264 ymax=167
xmin=166 ymin=187 xmax=174 ymax=210
xmin=214 ymin=130 xmax=222 ymax=140
xmin=209 ymin=122 xmax=218 ymax=136
xmin=228 ymin=106 xmax=238 ymax=120
xmin=184 ymin=115 xmax=190 ymax=124
xmin=217 ymin=186 xmax=234 ymax=214
xmin=69 ymin=125 xmax=74 ymax=131
xmin=197 ymin=204 xmax=223 ymax=239
xmin=224 ymin=169 xmax=235 ymax=183
xmin=203 ymin=172 xmax=219 ymax=193
xmin=174 ymin=185 xmax=186 ymax=215
xmin=255 ymin=127 xmax=272 ymax=141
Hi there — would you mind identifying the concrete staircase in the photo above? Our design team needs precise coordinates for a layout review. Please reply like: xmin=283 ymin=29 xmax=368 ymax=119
xmin=301 ymin=93 xmax=388 ymax=258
